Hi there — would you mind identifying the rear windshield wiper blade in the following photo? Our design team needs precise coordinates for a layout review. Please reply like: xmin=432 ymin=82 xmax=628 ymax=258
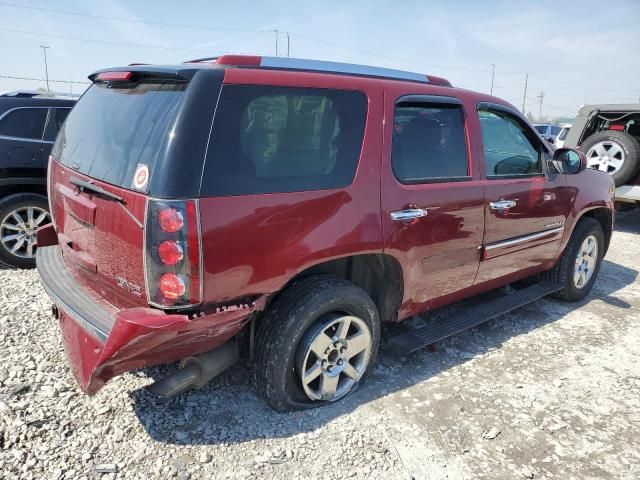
xmin=70 ymin=176 xmax=124 ymax=204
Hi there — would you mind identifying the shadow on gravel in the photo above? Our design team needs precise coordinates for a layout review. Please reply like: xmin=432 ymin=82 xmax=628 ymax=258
xmin=129 ymin=214 xmax=639 ymax=447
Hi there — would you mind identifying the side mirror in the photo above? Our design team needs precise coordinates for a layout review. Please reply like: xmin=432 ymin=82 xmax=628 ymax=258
xmin=553 ymin=148 xmax=586 ymax=174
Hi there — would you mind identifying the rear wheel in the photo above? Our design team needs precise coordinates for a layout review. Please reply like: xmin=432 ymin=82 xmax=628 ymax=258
xmin=582 ymin=131 xmax=640 ymax=186
xmin=253 ymin=276 xmax=380 ymax=411
xmin=546 ymin=218 xmax=604 ymax=302
xmin=0 ymin=193 xmax=50 ymax=268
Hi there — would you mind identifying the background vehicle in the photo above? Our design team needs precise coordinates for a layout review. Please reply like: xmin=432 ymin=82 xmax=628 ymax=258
xmin=37 ymin=56 xmax=614 ymax=411
xmin=554 ymin=123 xmax=571 ymax=148
xmin=533 ymin=122 xmax=561 ymax=143
xmin=0 ymin=91 xmax=76 ymax=268
xmin=564 ymin=104 xmax=640 ymax=206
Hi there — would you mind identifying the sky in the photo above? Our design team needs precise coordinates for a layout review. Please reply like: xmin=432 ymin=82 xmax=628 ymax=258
xmin=0 ymin=0 xmax=638 ymax=119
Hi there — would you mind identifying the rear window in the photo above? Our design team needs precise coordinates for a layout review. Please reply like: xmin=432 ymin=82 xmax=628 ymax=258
xmin=52 ymin=82 xmax=186 ymax=190
xmin=534 ymin=125 xmax=548 ymax=134
xmin=201 ymin=85 xmax=367 ymax=196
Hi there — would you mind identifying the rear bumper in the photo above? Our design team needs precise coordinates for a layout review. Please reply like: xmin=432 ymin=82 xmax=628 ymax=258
xmin=36 ymin=245 xmax=261 ymax=394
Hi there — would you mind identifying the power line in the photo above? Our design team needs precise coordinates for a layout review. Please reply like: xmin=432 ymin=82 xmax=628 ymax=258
xmin=0 ymin=1 xmax=257 ymax=32
xmin=0 ymin=74 xmax=89 ymax=84
xmin=0 ymin=26 xmax=267 ymax=54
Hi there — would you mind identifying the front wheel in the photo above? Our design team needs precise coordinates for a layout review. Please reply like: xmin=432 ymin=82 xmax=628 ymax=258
xmin=253 ymin=276 xmax=380 ymax=411
xmin=547 ymin=218 xmax=605 ymax=302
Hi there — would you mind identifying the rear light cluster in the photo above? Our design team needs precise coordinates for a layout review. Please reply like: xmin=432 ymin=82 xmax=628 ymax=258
xmin=144 ymin=200 xmax=202 ymax=308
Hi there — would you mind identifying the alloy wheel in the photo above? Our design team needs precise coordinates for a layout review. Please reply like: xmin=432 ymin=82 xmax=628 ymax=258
xmin=297 ymin=314 xmax=372 ymax=402
xmin=0 ymin=206 xmax=50 ymax=259
xmin=586 ymin=140 xmax=625 ymax=174
xmin=574 ymin=234 xmax=598 ymax=289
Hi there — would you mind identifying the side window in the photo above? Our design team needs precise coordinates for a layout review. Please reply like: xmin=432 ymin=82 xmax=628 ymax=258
xmin=550 ymin=126 xmax=560 ymax=136
xmin=478 ymin=109 xmax=543 ymax=177
xmin=392 ymin=103 xmax=468 ymax=183
xmin=202 ymin=85 xmax=367 ymax=196
xmin=0 ymin=108 xmax=47 ymax=140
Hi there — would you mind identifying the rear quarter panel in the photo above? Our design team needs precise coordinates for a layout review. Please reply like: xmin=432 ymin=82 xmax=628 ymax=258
xmin=199 ymin=70 xmax=385 ymax=304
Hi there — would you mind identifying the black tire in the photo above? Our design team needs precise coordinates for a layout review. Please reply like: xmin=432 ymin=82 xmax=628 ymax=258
xmin=581 ymin=131 xmax=640 ymax=187
xmin=253 ymin=276 xmax=380 ymax=412
xmin=0 ymin=193 xmax=50 ymax=269
xmin=544 ymin=218 xmax=604 ymax=302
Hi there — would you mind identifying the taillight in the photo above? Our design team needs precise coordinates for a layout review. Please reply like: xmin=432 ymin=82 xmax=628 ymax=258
xmin=144 ymin=199 xmax=202 ymax=308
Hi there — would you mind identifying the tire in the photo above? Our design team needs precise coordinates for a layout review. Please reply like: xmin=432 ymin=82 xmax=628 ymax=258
xmin=544 ymin=218 xmax=604 ymax=302
xmin=253 ymin=276 xmax=380 ymax=412
xmin=0 ymin=193 xmax=50 ymax=269
xmin=582 ymin=131 xmax=640 ymax=187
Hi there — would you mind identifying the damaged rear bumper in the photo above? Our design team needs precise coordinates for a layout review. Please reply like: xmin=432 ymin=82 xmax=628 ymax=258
xmin=36 ymin=245 xmax=260 ymax=394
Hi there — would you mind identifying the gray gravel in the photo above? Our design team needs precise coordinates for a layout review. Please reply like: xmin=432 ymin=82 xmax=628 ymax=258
xmin=1 ymin=212 xmax=640 ymax=480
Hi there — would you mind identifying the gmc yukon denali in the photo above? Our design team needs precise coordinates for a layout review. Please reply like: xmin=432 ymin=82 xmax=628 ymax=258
xmin=36 ymin=56 xmax=615 ymax=411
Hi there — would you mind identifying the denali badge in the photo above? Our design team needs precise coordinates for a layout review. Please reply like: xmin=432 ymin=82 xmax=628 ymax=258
xmin=115 ymin=277 xmax=142 ymax=297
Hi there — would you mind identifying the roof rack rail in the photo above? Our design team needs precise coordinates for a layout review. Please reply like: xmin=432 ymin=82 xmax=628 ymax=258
xmin=0 ymin=90 xmax=80 ymax=99
xmin=186 ymin=54 xmax=452 ymax=86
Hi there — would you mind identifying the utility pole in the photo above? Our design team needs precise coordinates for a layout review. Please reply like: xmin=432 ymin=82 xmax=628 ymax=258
xmin=490 ymin=64 xmax=495 ymax=95
xmin=39 ymin=45 xmax=50 ymax=92
xmin=537 ymin=90 xmax=545 ymax=120
xmin=273 ymin=30 xmax=279 ymax=57
xmin=521 ymin=73 xmax=528 ymax=114
xmin=286 ymin=32 xmax=290 ymax=58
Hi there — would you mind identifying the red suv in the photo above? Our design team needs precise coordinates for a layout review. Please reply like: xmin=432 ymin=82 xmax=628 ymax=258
xmin=37 ymin=55 xmax=614 ymax=411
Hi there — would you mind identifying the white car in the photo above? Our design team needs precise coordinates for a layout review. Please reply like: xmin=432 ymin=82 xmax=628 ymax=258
xmin=555 ymin=124 xmax=572 ymax=148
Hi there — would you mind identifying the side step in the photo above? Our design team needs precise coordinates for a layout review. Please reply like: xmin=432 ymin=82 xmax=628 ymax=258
xmin=387 ymin=282 xmax=561 ymax=355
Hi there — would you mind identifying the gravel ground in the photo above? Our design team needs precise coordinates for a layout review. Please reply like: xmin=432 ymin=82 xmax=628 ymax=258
xmin=1 ymin=212 xmax=639 ymax=480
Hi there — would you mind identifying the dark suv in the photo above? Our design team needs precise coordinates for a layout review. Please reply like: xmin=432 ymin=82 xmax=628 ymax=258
xmin=0 ymin=91 xmax=75 ymax=267
xmin=36 ymin=56 xmax=614 ymax=411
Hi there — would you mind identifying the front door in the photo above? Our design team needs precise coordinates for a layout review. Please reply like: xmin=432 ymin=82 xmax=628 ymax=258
xmin=381 ymin=90 xmax=485 ymax=320
xmin=476 ymin=104 xmax=570 ymax=285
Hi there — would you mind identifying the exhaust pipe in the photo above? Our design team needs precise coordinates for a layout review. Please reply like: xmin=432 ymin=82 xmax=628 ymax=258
xmin=146 ymin=341 xmax=239 ymax=397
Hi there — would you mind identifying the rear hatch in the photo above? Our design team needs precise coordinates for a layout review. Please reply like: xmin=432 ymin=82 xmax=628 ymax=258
xmin=48 ymin=66 xmax=222 ymax=310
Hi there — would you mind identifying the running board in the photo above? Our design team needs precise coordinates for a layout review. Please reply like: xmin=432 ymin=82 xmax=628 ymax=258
xmin=387 ymin=282 xmax=561 ymax=355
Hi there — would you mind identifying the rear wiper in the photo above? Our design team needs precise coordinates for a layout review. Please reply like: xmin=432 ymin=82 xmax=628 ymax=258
xmin=69 ymin=176 xmax=143 ymax=229
xmin=70 ymin=176 xmax=124 ymax=204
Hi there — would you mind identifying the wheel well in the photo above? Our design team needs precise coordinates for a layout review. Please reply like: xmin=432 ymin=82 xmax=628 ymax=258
xmin=278 ymin=254 xmax=404 ymax=322
xmin=579 ymin=208 xmax=613 ymax=253
xmin=0 ymin=184 xmax=47 ymax=200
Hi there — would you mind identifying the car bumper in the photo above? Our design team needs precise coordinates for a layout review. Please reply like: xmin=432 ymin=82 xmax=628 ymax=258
xmin=615 ymin=185 xmax=640 ymax=203
xmin=36 ymin=245 xmax=262 ymax=394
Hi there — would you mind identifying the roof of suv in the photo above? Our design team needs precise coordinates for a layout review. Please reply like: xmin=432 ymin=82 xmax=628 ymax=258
xmin=577 ymin=103 xmax=640 ymax=115
xmin=91 ymin=54 xmax=454 ymax=87
xmin=0 ymin=94 xmax=76 ymax=113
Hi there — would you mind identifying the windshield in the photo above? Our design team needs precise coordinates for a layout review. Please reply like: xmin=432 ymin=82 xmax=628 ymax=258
xmin=52 ymin=82 xmax=186 ymax=191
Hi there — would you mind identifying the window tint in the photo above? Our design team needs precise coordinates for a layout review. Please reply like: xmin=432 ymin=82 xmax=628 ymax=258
xmin=201 ymin=85 xmax=367 ymax=196
xmin=534 ymin=125 xmax=548 ymax=135
xmin=53 ymin=82 xmax=186 ymax=190
xmin=0 ymin=108 xmax=47 ymax=140
xmin=53 ymin=108 xmax=70 ymax=133
xmin=391 ymin=103 xmax=468 ymax=183
xmin=479 ymin=110 xmax=542 ymax=177
xmin=558 ymin=127 xmax=570 ymax=141
xmin=550 ymin=126 xmax=561 ymax=136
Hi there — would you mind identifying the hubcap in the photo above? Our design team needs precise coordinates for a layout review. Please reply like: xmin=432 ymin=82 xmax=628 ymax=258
xmin=574 ymin=235 xmax=598 ymax=289
xmin=297 ymin=314 xmax=372 ymax=402
xmin=0 ymin=206 xmax=50 ymax=259
xmin=586 ymin=140 xmax=625 ymax=174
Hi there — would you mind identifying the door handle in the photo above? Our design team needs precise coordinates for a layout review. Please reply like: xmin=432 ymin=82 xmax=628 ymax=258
xmin=390 ymin=208 xmax=429 ymax=221
xmin=489 ymin=200 xmax=517 ymax=211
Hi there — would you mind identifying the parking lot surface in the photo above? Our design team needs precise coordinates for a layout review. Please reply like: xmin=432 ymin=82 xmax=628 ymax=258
xmin=0 ymin=213 xmax=639 ymax=480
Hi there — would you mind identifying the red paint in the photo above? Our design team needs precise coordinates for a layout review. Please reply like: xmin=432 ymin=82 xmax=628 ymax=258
xmin=43 ymin=60 xmax=615 ymax=395
xmin=95 ymin=71 xmax=133 ymax=81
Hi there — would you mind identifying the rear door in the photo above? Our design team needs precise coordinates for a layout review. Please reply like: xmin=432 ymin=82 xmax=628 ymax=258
xmin=381 ymin=89 xmax=485 ymax=319
xmin=476 ymin=104 xmax=569 ymax=284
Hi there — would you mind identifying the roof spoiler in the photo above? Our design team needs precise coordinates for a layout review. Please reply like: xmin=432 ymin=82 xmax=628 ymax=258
xmin=88 ymin=67 xmax=194 ymax=84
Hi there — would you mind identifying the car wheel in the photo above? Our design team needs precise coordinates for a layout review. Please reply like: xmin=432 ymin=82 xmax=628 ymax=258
xmin=546 ymin=218 xmax=604 ymax=302
xmin=253 ymin=276 xmax=380 ymax=412
xmin=582 ymin=131 xmax=640 ymax=187
xmin=0 ymin=193 xmax=50 ymax=269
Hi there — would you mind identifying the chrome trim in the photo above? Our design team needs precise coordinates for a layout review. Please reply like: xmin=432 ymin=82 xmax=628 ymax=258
xmin=390 ymin=208 xmax=429 ymax=221
xmin=490 ymin=200 xmax=517 ymax=210
xmin=484 ymin=226 xmax=564 ymax=251
xmin=39 ymin=271 xmax=109 ymax=343
xmin=259 ymin=57 xmax=428 ymax=83
xmin=0 ymin=134 xmax=45 ymax=143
